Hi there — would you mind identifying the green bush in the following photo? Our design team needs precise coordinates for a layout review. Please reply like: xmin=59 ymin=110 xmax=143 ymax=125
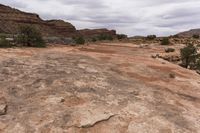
xmin=180 ymin=44 xmax=197 ymax=68
xmin=193 ymin=34 xmax=199 ymax=39
xmin=107 ymin=35 xmax=113 ymax=41
xmin=74 ymin=36 xmax=85 ymax=44
xmin=146 ymin=35 xmax=156 ymax=40
xmin=196 ymin=59 xmax=200 ymax=70
xmin=98 ymin=34 xmax=113 ymax=41
xmin=161 ymin=38 xmax=170 ymax=45
xmin=98 ymin=34 xmax=106 ymax=40
xmin=117 ymin=34 xmax=127 ymax=40
xmin=91 ymin=38 xmax=97 ymax=42
xmin=17 ymin=25 xmax=46 ymax=47
xmin=0 ymin=36 xmax=12 ymax=48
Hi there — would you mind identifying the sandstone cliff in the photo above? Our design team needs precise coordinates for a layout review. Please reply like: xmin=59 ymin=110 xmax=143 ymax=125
xmin=0 ymin=4 xmax=77 ymax=37
xmin=0 ymin=4 xmax=119 ymax=38
xmin=78 ymin=28 xmax=117 ymax=38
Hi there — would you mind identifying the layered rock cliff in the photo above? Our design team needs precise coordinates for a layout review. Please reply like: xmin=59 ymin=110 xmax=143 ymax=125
xmin=0 ymin=4 xmax=118 ymax=38
xmin=78 ymin=28 xmax=117 ymax=38
xmin=0 ymin=4 xmax=77 ymax=37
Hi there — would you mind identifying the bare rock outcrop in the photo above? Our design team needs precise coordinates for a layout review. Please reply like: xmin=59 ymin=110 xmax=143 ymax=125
xmin=0 ymin=43 xmax=200 ymax=132
xmin=176 ymin=28 xmax=200 ymax=37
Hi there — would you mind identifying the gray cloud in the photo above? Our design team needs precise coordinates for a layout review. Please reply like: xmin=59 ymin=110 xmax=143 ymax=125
xmin=59 ymin=0 xmax=107 ymax=9
xmin=0 ymin=0 xmax=200 ymax=36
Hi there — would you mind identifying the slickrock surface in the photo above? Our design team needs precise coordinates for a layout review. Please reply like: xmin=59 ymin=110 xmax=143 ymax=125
xmin=0 ymin=43 xmax=199 ymax=133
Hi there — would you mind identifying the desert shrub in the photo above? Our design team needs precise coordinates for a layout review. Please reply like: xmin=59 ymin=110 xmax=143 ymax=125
xmin=98 ymin=34 xmax=113 ymax=41
xmin=97 ymin=34 xmax=105 ymax=40
xmin=180 ymin=44 xmax=197 ymax=68
xmin=107 ymin=35 xmax=113 ymax=41
xmin=193 ymin=34 xmax=200 ymax=39
xmin=0 ymin=35 xmax=12 ymax=48
xmin=17 ymin=25 xmax=46 ymax=47
xmin=91 ymin=37 xmax=97 ymax=42
xmin=74 ymin=36 xmax=85 ymax=44
xmin=161 ymin=37 xmax=170 ymax=45
xmin=196 ymin=59 xmax=200 ymax=70
xmin=165 ymin=48 xmax=175 ymax=53
xmin=98 ymin=34 xmax=106 ymax=40
xmin=117 ymin=34 xmax=127 ymax=40
xmin=146 ymin=35 xmax=156 ymax=40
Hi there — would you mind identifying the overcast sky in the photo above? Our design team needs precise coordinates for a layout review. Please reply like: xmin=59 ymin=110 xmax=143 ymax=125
xmin=1 ymin=0 xmax=200 ymax=36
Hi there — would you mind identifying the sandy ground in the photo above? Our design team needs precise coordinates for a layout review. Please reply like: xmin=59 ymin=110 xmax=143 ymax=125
xmin=0 ymin=43 xmax=199 ymax=133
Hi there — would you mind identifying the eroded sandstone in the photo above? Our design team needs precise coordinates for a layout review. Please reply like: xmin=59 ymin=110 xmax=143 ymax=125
xmin=0 ymin=43 xmax=199 ymax=132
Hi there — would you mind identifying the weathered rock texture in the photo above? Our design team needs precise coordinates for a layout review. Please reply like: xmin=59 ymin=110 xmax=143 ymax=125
xmin=0 ymin=43 xmax=199 ymax=132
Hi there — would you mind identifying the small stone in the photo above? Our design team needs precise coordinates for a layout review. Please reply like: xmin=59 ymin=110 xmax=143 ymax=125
xmin=151 ymin=54 xmax=159 ymax=59
xmin=0 ymin=104 xmax=7 ymax=115
xmin=151 ymin=55 xmax=156 ymax=59
xmin=45 ymin=96 xmax=65 ymax=104
xmin=169 ymin=73 xmax=176 ymax=79
xmin=165 ymin=48 xmax=175 ymax=53
xmin=60 ymin=98 xmax=65 ymax=103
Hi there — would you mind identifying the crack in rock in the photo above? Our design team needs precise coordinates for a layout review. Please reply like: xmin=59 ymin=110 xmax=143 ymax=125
xmin=77 ymin=114 xmax=117 ymax=129
xmin=0 ymin=104 xmax=7 ymax=115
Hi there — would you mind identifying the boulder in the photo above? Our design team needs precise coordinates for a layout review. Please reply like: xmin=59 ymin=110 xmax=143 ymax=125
xmin=159 ymin=55 xmax=181 ymax=62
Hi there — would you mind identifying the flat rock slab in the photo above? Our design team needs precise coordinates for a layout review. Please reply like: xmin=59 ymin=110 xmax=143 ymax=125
xmin=0 ymin=43 xmax=199 ymax=133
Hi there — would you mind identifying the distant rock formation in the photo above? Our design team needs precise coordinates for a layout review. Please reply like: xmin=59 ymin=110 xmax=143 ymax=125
xmin=176 ymin=28 xmax=200 ymax=37
xmin=78 ymin=29 xmax=117 ymax=38
xmin=0 ymin=4 xmax=118 ymax=39
xmin=45 ymin=20 xmax=77 ymax=37
xmin=0 ymin=4 xmax=77 ymax=37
